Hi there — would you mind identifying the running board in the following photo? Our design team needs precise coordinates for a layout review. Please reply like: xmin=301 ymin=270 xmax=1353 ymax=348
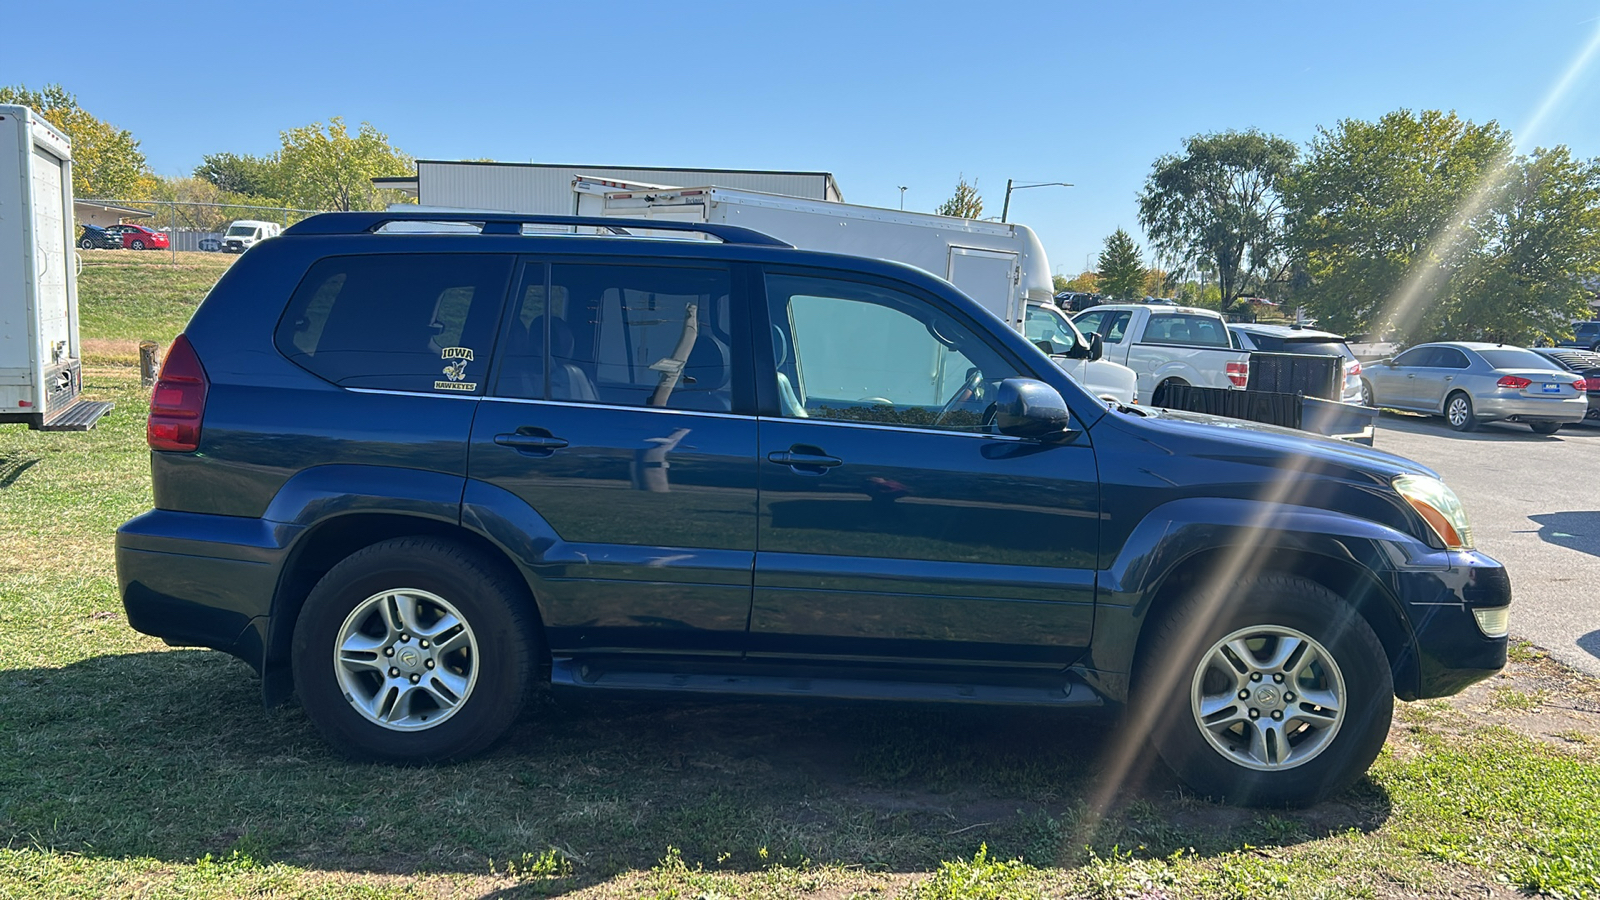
xmin=550 ymin=658 xmax=1104 ymax=708
xmin=39 ymin=399 xmax=114 ymax=431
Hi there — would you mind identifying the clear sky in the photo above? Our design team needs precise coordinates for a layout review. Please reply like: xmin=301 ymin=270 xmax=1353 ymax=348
xmin=7 ymin=0 xmax=1600 ymax=276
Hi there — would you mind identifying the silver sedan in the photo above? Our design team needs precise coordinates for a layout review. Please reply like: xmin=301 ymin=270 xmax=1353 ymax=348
xmin=1366 ymin=342 xmax=1588 ymax=433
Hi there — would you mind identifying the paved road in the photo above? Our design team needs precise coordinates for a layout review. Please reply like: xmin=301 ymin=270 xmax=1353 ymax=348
xmin=1371 ymin=412 xmax=1600 ymax=676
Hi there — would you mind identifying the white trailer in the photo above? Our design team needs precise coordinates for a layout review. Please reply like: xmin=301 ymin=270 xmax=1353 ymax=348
xmin=0 ymin=105 xmax=112 ymax=430
xmin=570 ymin=178 xmax=1136 ymax=402
xmin=573 ymin=178 xmax=1052 ymax=332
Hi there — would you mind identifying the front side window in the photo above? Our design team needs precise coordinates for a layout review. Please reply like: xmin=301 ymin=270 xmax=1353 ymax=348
xmin=1392 ymin=347 xmax=1432 ymax=367
xmin=1024 ymin=305 xmax=1081 ymax=355
xmin=494 ymin=263 xmax=735 ymax=412
xmin=766 ymin=272 xmax=1023 ymax=433
xmin=276 ymin=253 xmax=513 ymax=393
xmin=1072 ymin=310 xmax=1106 ymax=335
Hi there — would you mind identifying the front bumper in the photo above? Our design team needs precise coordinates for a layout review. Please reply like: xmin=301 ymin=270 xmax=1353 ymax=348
xmin=116 ymin=509 xmax=300 ymax=673
xmin=1393 ymin=547 xmax=1511 ymax=700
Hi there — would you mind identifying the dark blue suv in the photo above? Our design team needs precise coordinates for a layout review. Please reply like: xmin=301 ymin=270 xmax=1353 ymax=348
xmin=116 ymin=212 xmax=1510 ymax=806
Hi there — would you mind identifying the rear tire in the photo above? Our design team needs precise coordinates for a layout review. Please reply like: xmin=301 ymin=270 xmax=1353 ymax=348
xmin=78 ymin=237 xmax=93 ymax=249
xmin=131 ymin=239 xmax=145 ymax=250
xmin=291 ymin=537 xmax=539 ymax=763
xmin=1445 ymin=392 xmax=1477 ymax=432
xmin=1360 ymin=379 xmax=1375 ymax=408
xmin=1530 ymin=421 xmax=1562 ymax=435
xmin=1138 ymin=573 xmax=1393 ymax=807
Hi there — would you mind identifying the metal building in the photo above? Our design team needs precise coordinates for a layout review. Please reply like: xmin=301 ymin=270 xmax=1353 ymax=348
xmin=374 ymin=160 xmax=843 ymax=213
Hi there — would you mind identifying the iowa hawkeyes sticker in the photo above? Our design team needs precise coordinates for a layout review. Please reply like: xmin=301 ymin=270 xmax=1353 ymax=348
xmin=435 ymin=347 xmax=477 ymax=392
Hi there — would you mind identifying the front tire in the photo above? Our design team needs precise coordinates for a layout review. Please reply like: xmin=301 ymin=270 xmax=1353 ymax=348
xmin=1445 ymin=391 xmax=1478 ymax=432
xmin=291 ymin=537 xmax=539 ymax=762
xmin=79 ymin=237 xmax=93 ymax=249
xmin=1138 ymin=573 xmax=1393 ymax=807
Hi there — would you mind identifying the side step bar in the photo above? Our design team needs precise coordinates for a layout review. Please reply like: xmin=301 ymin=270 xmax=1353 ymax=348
xmin=39 ymin=399 xmax=114 ymax=431
xmin=550 ymin=658 xmax=1104 ymax=708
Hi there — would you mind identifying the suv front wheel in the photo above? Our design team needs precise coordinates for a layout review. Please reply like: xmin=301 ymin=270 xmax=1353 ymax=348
xmin=1139 ymin=573 xmax=1393 ymax=806
xmin=291 ymin=537 xmax=539 ymax=762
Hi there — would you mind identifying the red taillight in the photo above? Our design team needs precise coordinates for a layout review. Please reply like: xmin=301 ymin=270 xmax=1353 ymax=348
xmin=1576 ymin=379 xmax=1590 ymax=392
xmin=1496 ymin=375 xmax=1532 ymax=389
xmin=1348 ymin=360 xmax=1362 ymax=377
xmin=1582 ymin=377 xmax=1600 ymax=392
xmin=1226 ymin=360 xmax=1249 ymax=387
xmin=146 ymin=334 xmax=209 ymax=452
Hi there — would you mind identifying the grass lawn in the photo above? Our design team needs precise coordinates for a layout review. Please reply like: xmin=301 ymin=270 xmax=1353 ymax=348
xmin=1 ymin=251 xmax=1598 ymax=898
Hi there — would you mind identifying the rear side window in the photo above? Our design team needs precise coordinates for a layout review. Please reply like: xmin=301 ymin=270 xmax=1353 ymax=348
xmin=1142 ymin=314 xmax=1230 ymax=347
xmin=276 ymin=254 xmax=513 ymax=393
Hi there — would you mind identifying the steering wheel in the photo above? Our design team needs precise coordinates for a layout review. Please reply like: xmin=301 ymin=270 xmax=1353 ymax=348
xmin=933 ymin=368 xmax=986 ymax=426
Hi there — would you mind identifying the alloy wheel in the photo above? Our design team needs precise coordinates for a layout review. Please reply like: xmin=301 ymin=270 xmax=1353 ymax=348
xmin=1189 ymin=625 xmax=1347 ymax=771
xmin=332 ymin=588 xmax=479 ymax=731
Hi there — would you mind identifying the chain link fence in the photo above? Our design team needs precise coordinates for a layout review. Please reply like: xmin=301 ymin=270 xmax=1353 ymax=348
xmin=77 ymin=198 xmax=325 ymax=258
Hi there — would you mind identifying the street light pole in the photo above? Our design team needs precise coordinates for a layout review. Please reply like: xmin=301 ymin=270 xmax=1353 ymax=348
xmin=1000 ymin=179 xmax=1073 ymax=223
xmin=898 ymin=186 xmax=907 ymax=210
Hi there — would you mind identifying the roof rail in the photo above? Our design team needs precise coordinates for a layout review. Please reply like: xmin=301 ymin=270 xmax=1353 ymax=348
xmin=282 ymin=211 xmax=792 ymax=248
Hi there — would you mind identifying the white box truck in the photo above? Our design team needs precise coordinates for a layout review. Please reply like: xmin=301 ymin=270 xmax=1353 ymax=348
xmin=0 ymin=105 xmax=113 ymax=431
xmin=569 ymin=178 xmax=1136 ymax=403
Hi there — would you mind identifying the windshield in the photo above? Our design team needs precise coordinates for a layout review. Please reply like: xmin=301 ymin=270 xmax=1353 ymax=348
xmin=1024 ymin=305 xmax=1082 ymax=354
xmin=227 ymin=225 xmax=258 ymax=236
xmin=1477 ymin=348 xmax=1565 ymax=371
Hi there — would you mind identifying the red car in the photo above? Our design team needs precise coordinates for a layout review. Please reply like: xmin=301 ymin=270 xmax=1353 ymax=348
xmin=105 ymin=223 xmax=169 ymax=251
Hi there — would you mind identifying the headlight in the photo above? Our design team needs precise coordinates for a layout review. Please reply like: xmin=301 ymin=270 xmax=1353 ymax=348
xmin=1393 ymin=474 xmax=1474 ymax=549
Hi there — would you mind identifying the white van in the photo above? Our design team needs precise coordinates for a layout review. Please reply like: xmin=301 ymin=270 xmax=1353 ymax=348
xmin=221 ymin=219 xmax=282 ymax=253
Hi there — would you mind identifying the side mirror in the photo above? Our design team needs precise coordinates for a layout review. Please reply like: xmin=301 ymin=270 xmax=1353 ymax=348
xmin=993 ymin=378 xmax=1073 ymax=440
xmin=1380 ymin=357 xmax=1395 ymax=367
xmin=1086 ymin=332 xmax=1104 ymax=361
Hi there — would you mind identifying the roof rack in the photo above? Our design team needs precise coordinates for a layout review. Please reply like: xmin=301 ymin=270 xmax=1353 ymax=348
xmin=282 ymin=211 xmax=793 ymax=248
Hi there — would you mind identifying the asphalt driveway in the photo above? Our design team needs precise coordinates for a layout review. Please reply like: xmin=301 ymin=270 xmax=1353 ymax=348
xmin=1372 ymin=412 xmax=1600 ymax=677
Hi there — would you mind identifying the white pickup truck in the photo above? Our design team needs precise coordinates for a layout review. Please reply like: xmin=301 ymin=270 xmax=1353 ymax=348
xmin=1071 ymin=303 xmax=1250 ymax=406
xmin=1023 ymin=302 xmax=1138 ymax=403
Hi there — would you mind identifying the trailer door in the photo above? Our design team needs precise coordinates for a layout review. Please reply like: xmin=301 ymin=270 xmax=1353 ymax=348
xmin=30 ymin=144 xmax=71 ymax=358
xmin=947 ymin=247 xmax=1020 ymax=330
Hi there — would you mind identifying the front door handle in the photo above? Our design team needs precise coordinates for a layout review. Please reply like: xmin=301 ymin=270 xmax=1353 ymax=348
xmin=767 ymin=446 xmax=843 ymax=474
xmin=495 ymin=430 xmax=570 ymax=455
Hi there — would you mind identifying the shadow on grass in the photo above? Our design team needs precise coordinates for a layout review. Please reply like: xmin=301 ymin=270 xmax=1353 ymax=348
xmin=0 ymin=650 xmax=1391 ymax=888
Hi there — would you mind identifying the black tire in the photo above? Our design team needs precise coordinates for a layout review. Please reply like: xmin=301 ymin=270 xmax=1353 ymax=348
xmin=291 ymin=536 xmax=540 ymax=763
xmin=1137 ymin=573 xmax=1393 ymax=807
xmin=1360 ymin=379 xmax=1375 ymax=408
xmin=131 ymin=239 xmax=145 ymax=250
xmin=1530 ymin=421 xmax=1562 ymax=435
xmin=1151 ymin=378 xmax=1188 ymax=408
xmin=1445 ymin=391 xmax=1478 ymax=432
xmin=78 ymin=237 xmax=93 ymax=249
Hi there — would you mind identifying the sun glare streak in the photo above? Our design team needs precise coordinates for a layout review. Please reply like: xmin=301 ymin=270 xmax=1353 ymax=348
xmin=1371 ymin=20 xmax=1600 ymax=341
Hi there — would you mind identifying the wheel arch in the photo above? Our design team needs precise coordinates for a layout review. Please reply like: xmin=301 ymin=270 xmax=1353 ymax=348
xmin=263 ymin=511 xmax=547 ymax=705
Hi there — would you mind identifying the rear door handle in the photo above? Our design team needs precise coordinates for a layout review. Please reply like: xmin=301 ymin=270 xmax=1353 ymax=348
xmin=495 ymin=431 xmax=570 ymax=454
xmin=767 ymin=448 xmax=843 ymax=473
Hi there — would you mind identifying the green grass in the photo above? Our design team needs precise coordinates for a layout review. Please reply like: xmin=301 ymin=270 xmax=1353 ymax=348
xmin=2 ymin=254 xmax=1599 ymax=897
xmin=73 ymin=250 xmax=234 ymax=364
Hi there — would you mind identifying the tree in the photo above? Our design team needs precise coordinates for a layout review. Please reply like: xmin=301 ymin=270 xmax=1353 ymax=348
xmin=935 ymin=176 xmax=984 ymax=219
xmin=1063 ymin=270 xmax=1099 ymax=294
xmin=1138 ymin=129 xmax=1299 ymax=309
xmin=0 ymin=83 xmax=151 ymax=198
xmin=1097 ymin=229 xmax=1146 ymax=300
xmin=275 ymin=118 xmax=414 ymax=212
xmin=1285 ymin=109 xmax=1541 ymax=342
xmin=194 ymin=152 xmax=282 ymax=199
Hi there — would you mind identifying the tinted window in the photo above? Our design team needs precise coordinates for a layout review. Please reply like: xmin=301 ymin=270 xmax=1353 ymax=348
xmin=495 ymin=263 xmax=735 ymax=412
xmin=1142 ymin=314 xmax=1231 ymax=347
xmin=1245 ymin=335 xmax=1354 ymax=359
xmin=1392 ymin=347 xmax=1433 ymax=367
xmin=1104 ymin=311 xmax=1133 ymax=343
xmin=1477 ymin=348 xmax=1564 ymax=371
xmin=766 ymin=272 xmax=1023 ymax=432
xmin=1434 ymin=348 xmax=1471 ymax=369
xmin=277 ymin=254 xmax=513 ymax=393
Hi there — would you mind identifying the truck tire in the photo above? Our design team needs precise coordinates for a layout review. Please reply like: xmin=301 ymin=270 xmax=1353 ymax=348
xmin=1152 ymin=378 xmax=1188 ymax=408
xmin=1137 ymin=573 xmax=1393 ymax=807
xmin=291 ymin=536 xmax=539 ymax=763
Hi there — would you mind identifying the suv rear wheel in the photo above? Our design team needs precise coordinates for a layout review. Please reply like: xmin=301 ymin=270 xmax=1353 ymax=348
xmin=291 ymin=537 xmax=538 ymax=762
xmin=1139 ymin=573 xmax=1393 ymax=806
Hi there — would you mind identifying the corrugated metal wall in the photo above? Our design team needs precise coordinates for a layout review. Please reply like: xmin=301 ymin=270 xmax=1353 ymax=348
xmin=417 ymin=162 xmax=840 ymax=213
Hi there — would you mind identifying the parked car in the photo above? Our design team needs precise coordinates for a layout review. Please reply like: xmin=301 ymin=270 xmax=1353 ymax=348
xmin=116 ymin=211 xmax=1510 ymax=807
xmin=1366 ymin=342 xmax=1587 ymax=433
xmin=104 ymin=223 xmax=169 ymax=251
xmin=1023 ymin=301 xmax=1137 ymax=404
xmin=76 ymin=224 xmax=120 ymax=250
xmin=198 ymin=237 xmax=223 ymax=252
xmin=1072 ymin=303 xmax=1251 ymax=405
xmin=1557 ymin=321 xmax=1600 ymax=351
xmin=1531 ymin=347 xmax=1600 ymax=423
xmin=1054 ymin=291 xmax=1100 ymax=313
xmin=1228 ymin=324 xmax=1366 ymax=405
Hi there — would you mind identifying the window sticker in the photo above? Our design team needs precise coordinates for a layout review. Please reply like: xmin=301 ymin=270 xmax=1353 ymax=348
xmin=435 ymin=346 xmax=477 ymax=392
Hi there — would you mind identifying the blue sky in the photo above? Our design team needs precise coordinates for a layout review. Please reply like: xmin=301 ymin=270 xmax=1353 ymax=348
xmin=8 ymin=1 xmax=1600 ymax=275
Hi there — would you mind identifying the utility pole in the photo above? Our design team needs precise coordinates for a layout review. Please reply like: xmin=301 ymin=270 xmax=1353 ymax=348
xmin=1000 ymin=179 xmax=1073 ymax=223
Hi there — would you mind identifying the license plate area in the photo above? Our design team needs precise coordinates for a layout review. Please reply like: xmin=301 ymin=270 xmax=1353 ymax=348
xmin=1542 ymin=383 xmax=1561 ymax=393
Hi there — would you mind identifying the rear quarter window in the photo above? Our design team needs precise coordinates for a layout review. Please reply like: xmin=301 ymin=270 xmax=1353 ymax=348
xmin=276 ymin=254 xmax=514 ymax=393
